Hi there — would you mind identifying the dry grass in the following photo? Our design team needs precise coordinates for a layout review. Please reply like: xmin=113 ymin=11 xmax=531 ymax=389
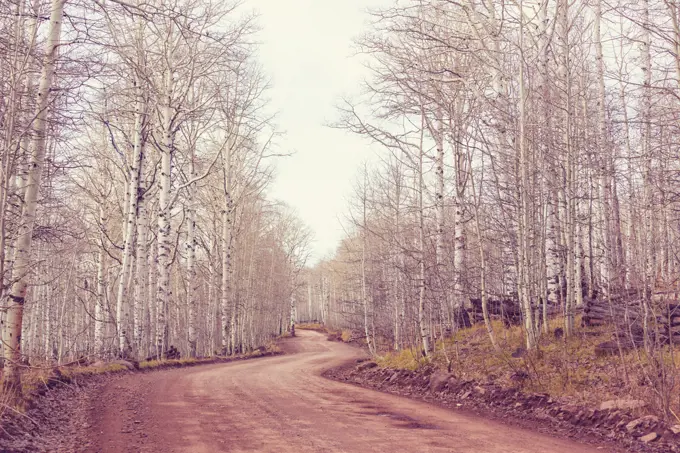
xmin=296 ymin=323 xmax=355 ymax=344
xmin=377 ymin=317 xmax=680 ymax=419
xmin=377 ymin=347 xmax=426 ymax=371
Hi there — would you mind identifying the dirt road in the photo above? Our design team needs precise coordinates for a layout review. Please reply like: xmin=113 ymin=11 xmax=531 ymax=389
xmin=87 ymin=330 xmax=614 ymax=453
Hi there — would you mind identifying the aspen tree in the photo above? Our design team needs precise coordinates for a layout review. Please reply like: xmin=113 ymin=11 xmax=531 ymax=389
xmin=2 ymin=0 xmax=66 ymax=392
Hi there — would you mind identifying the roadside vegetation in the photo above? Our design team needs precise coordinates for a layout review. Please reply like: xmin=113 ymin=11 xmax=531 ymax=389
xmin=377 ymin=318 xmax=680 ymax=422
xmin=2 ymin=343 xmax=282 ymax=416
xmin=295 ymin=0 xmax=680 ymax=436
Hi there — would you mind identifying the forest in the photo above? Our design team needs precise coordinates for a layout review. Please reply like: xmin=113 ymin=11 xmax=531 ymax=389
xmin=299 ymin=0 xmax=680 ymax=422
xmin=1 ymin=0 xmax=680 ymax=449
xmin=0 ymin=0 xmax=313 ymax=394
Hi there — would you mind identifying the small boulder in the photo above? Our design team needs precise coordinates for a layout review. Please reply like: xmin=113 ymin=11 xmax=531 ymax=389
xmin=670 ymin=425 xmax=680 ymax=435
xmin=356 ymin=361 xmax=377 ymax=372
xmin=626 ymin=415 xmax=660 ymax=433
xmin=639 ymin=432 xmax=659 ymax=443
xmin=429 ymin=371 xmax=453 ymax=393
xmin=599 ymin=399 xmax=647 ymax=411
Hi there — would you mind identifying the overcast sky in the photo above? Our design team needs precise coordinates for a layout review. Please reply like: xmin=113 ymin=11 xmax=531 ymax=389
xmin=248 ymin=0 xmax=387 ymax=263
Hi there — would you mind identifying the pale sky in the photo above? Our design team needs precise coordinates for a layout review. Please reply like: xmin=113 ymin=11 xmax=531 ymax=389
xmin=249 ymin=0 xmax=387 ymax=263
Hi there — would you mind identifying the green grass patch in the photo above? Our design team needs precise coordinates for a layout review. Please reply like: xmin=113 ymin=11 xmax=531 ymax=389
xmin=375 ymin=316 xmax=680 ymax=417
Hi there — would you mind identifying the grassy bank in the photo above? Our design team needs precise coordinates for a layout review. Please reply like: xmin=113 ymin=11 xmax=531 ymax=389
xmin=377 ymin=318 xmax=680 ymax=420
xmin=296 ymin=323 xmax=353 ymax=342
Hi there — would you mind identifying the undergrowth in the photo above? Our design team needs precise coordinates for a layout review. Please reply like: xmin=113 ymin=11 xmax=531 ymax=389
xmin=375 ymin=317 xmax=680 ymax=420
xmin=296 ymin=323 xmax=354 ymax=344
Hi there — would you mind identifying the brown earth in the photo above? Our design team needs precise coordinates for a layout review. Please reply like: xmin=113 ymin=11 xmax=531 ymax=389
xmin=325 ymin=358 xmax=679 ymax=453
xmin=78 ymin=329 xmax=620 ymax=453
xmin=1 ymin=330 xmax=631 ymax=452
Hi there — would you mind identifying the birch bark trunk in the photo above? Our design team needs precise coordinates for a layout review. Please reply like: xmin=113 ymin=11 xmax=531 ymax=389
xmin=186 ymin=178 xmax=198 ymax=356
xmin=95 ymin=205 xmax=108 ymax=359
xmin=433 ymin=115 xmax=448 ymax=323
xmin=556 ymin=0 xmax=576 ymax=336
xmin=115 ymin=83 xmax=146 ymax=357
xmin=156 ymin=62 xmax=174 ymax=358
xmin=221 ymin=203 xmax=234 ymax=353
xmin=360 ymin=174 xmax=375 ymax=355
xmin=595 ymin=0 xmax=612 ymax=293
xmin=452 ymin=129 xmax=466 ymax=315
xmin=147 ymin=222 xmax=157 ymax=356
xmin=133 ymin=192 xmax=148 ymax=357
xmin=417 ymin=110 xmax=429 ymax=356
xmin=517 ymin=1 xmax=536 ymax=348
xmin=2 ymin=0 xmax=66 ymax=392
xmin=641 ymin=0 xmax=654 ymax=297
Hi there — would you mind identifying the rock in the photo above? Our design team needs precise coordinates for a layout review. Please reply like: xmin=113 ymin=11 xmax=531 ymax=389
xmin=599 ymin=399 xmax=647 ymax=411
xmin=474 ymin=385 xmax=487 ymax=396
xmin=164 ymin=345 xmax=180 ymax=360
xmin=626 ymin=415 xmax=659 ymax=433
xmin=429 ymin=371 xmax=453 ymax=393
xmin=670 ymin=425 xmax=680 ymax=435
xmin=356 ymin=361 xmax=377 ymax=372
xmin=639 ymin=432 xmax=659 ymax=443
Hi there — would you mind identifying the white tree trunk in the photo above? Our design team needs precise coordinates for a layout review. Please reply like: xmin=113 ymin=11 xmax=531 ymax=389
xmin=95 ymin=205 xmax=108 ymax=359
xmin=220 ymin=207 xmax=233 ymax=353
xmin=220 ymin=137 xmax=235 ymax=353
xmin=289 ymin=274 xmax=296 ymax=336
xmin=186 ymin=201 xmax=198 ymax=357
xmin=434 ymin=115 xmax=449 ymax=325
xmin=156 ymin=67 xmax=174 ymax=357
xmin=115 ymin=85 xmax=145 ymax=357
xmin=133 ymin=194 xmax=148 ymax=357
xmin=2 ymin=0 xmax=66 ymax=391
xmin=517 ymin=5 xmax=536 ymax=349
xmin=147 ymin=221 xmax=157 ymax=357
xmin=595 ymin=0 xmax=612 ymax=292
xmin=417 ymin=111 xmax=429 ymax=356
xmin=452 ymin=135 xmax=466 ymax=313
xmin=641 ymin=0 xmax=654 ymax=295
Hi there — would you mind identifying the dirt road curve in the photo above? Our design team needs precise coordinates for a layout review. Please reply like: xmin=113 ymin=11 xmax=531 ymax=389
xmin=88 ymin=330 xmax=612 ymax=453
